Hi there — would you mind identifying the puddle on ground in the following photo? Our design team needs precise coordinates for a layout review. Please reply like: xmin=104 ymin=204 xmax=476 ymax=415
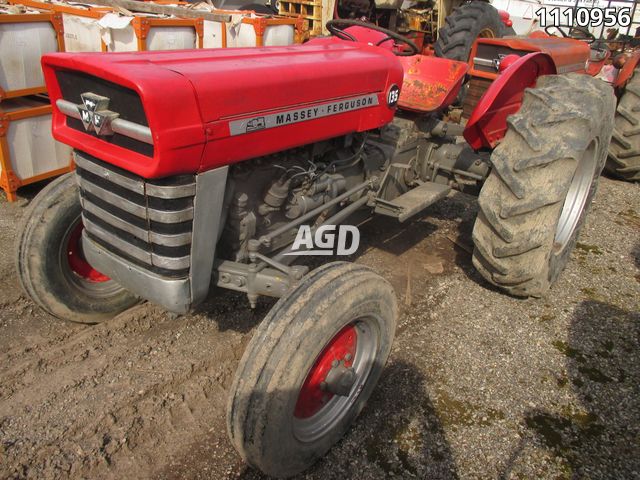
xmin=552 ymin=341 xmax=585 ymax=362
xmin=427 ymin=389 xmax=505 ymax=428
xmin=616 ymin=208 xmax=640 ymax=229
xmin=575 ymin=242 xmax=603 ymax=255
xmin=525 ymin=409 xmax=604 ymax=451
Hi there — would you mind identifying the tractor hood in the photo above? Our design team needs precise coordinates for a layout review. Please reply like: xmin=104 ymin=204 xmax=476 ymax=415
xmin=42 ymin=41 xmax=403 ymax=179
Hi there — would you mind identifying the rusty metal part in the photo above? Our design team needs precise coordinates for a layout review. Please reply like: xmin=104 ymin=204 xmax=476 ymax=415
xmin=467 ymin=36 xmax=589 ymax=82
xmin=614 ymin=50 xmax=640 ymax=90
xmin=398 ymin=55 xmax=468 ymax=113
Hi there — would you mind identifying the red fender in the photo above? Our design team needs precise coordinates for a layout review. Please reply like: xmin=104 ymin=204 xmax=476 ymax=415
xmin=463 ymin=52 xmax=556 ymax=150
xmin=613 ymin=50 xmax=640 ymax=90
xmin=397 ymin=55 xmax=468 ymax=113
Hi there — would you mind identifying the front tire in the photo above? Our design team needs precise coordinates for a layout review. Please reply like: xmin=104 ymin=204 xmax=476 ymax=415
xmin=227 ymin=262 xmax=397 ymax=478
xmin=472 ymin=74 xmax=615 ymax=297
xmin=607 ymin=67 xmax=640 ymax=181
xmin=16 ymin=173 xmax=139 ymax=323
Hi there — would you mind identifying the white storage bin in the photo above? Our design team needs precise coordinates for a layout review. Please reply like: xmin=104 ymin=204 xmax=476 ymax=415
xmin=228 ymin=21 xmax=294 ymax=47
xmin=61 ymin=12 xmax=199 ymax=52
xmin=0 ymin=97 xmax=73 ymax=201
xmin=203 ymin=19 xmax=225 ymax=48
xmin=62 ymin=14 xmax=103 ymax=52
xmin=0 ymin=13 xmax=61 ymax=95
xmin=109 ymin=24 xmax=197 ymax=51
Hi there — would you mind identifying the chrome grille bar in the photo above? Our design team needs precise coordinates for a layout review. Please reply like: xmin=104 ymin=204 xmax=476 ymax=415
xmin=77 ymin=176 xmax=147 ymax=218
xmin=76 ymin=176 xmax=194 ymax=223
xmin=82 ymin=217 xmax=190 ymax=270
xmin=75 ymin=152 xmax=195 ymax=275
xmin=81 ymin=200 xmax=192 ymax=247
xmin=75 ymin=154 xmax=145 ymax=193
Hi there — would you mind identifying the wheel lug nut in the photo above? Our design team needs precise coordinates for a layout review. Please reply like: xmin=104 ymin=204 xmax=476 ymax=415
xmin=331 ymin=360 xmax=339 ymax=367
xmin=345 ymin=354 xmax=352 ymax=361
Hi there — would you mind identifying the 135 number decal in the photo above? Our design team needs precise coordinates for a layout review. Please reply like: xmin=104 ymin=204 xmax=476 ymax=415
xmin=536 ymin=7 xmax=631 ymax=28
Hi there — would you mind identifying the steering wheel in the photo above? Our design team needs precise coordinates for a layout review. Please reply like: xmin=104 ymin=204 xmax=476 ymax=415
xmin=544 ymin=25 xmax=596 ymax=44
xmin=326 ymin=19 xmax=419 ymax=56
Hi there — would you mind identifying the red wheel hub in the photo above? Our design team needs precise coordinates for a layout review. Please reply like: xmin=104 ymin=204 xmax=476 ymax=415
xmin=67 ymin=222 xmax=110 ymax=283
xmin=294 ymin=324 xmax=357 ymax=419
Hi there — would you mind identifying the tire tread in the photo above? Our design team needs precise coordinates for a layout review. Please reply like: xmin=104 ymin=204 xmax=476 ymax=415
xmin=607 ymin=68 xmax=640 ymax=181
xmin=472 ymin=74 xmax=615 ymax=297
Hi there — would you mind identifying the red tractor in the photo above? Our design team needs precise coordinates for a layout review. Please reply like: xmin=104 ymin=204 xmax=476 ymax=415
xmin=464 ymin=26 xmax=640 ymax=182
xmin=17 ymin=19 xmax=614 ymax=477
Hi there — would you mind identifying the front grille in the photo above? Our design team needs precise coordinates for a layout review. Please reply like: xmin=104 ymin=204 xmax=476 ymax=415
xmin=56 ymin=70 xmax=153 ymax=157
xmin=75 ymin=152 xmax=195 ymax=278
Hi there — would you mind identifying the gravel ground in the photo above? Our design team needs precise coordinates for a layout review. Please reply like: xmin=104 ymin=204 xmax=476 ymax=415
xmin=0 ymin=175 xmax=638 ymax=480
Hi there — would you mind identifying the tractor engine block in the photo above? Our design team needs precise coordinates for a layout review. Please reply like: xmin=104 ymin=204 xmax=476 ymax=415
xmin=221 ymin=135 xmax=387 ymax=261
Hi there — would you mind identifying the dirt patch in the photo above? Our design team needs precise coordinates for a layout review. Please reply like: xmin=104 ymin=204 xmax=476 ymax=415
xmin=1 ymin=178 xmax=639 ymax=479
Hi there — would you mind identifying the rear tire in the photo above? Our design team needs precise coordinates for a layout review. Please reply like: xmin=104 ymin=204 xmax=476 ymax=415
xmin=472 ymin=74 xmax=615 ymax=297
xmin=227 ymin=262 xmax=397 ymax=478
xmin=607 ymin=67 xmax=640 ymax=181
xmin=435 ymin=2 xmax=509 ymax=62
xmin=16 ymin=173 xmax=139 ymax=323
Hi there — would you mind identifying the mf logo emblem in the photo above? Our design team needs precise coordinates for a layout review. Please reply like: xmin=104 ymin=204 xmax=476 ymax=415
xmin=77 ymin=93 xmax=119 ymax=136
xmin=246 ymin=117 xmax=266 ymax=133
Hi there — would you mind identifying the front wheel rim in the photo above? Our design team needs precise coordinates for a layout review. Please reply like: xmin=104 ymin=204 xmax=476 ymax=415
xmin=61 ymin=218 xmax=122 ymax=296
xmin=554 ymin=140 xmax=598 ymax=253
xmin=292 ymin=316 xmax=379 ymax=443
xmin=66 ymin=222 xmax=110 ymax=283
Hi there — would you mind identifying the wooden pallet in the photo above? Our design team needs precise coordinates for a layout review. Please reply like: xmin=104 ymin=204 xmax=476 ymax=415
xmin=278 ymin=0 xmax=334 ymax=37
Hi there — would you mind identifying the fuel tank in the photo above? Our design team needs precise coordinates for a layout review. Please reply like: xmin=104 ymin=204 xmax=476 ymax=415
xmin=42 ymin=39 xmax=403 ymax=179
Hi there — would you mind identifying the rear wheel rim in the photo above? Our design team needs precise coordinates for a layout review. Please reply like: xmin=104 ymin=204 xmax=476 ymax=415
xmin=61 ymin=218 xmax=122 ymax=295
xmin=293 ymin=317 xmax=379 ymax=443
xmin=478 ymin=27 xmax=496 ymax=38
xmin=554 ymin=140 xmax=598 ymax=253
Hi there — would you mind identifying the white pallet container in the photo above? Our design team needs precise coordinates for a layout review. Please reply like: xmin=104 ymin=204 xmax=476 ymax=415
xmin=57 ymin=10 xmax=200 ymax=52
xmin=203 ymin=14 xmax=299 ymax=48
xmin=62 ymin=14 xmax=103 ymax=52
xmin=203 ymin=19 xmax=225 ymax=48
xmin=0 ymin=97 xmax=73 ymax=201
xmin=109 ymin=23 xmax=197 ymax=51
xmin=227 ymin=20 xmax=295 ymax=47
xmin=0 ymin=11 xmax=63 ymax=98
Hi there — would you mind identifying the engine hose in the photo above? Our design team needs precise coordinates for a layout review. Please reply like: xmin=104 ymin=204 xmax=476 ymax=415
xmin=332 ymin=155 xmax=363 ymax=172
xmin=320 ymin=136 xmax=368 ymax=175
